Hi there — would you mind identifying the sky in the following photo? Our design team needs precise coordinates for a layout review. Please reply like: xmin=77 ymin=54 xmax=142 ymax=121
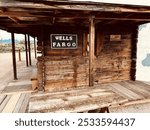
xmin=0 ymin=0 xmax=150 ymax=41
xmin=0 ymin=30 xmax=24 ymax=41
xmin=0 ymin=30 xmax=34 ymax=41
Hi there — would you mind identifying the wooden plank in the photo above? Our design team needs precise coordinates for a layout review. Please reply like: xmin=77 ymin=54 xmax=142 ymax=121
xmin=29 ymin=98 xmax=65 ymax=113
xmin=123 ymin=81 xmax=150 ymax=98
xmin=89 ymin=16 xmax=95 ymax=86
xmin=29 ymin=93 xmax=127 ymax=113
xmin=119 ymin=98 xmax=150 ymax=106
xmin=13 ymin=93 xmax=26 ymax=113
xmin=19 ymin=93 xmax=31 ymax=113
xmin=89 ymin=91 xmax=115 ymax=97
xmin=129 ymin=81 xmax=150 ymax=92
xmin=2 ymin=93 xmax=21 ymax=113
xmin=108 ymin=83 xmax=142 ymax=100
xmin=33 ymin=85 xmax=107 ymax=96
xmin=109 ymin=99 xmax=150 ymax=113
xmin=0 ymin=95 xmax=7 ymax=105
xmin=143 ymin=81 xmax=150 ymax=86
xmin=0 ymin=95 xmax=11 ymax=112
xmin=96 ymin=17 xmax=150 ymax=21
xmin=31 ymin=89 xmax=111 ymax=102
xmin=68 ymin=95 xmax=127 ymax=112
xmin=118 ymin=82 xmax=145 ymax=98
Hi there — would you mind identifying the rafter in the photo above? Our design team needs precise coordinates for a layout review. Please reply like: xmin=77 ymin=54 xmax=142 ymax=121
xmin=8 ymin=16 xmax=19 ymax=24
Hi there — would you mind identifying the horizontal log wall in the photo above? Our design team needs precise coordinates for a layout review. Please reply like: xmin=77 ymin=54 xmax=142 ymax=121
xmin=38 ymin=56 xmax=89 ymax=90
xmin=94 ymin=32 xmax=132 ymax=83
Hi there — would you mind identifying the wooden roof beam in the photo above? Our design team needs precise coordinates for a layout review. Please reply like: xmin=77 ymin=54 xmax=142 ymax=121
xmin=103 ymin=20 xmax=117 ymax=25
xmin=1 ymin=1 xmax=150 ymax=13
xmin=125 ymin=13 xmax=135 ymax=18
xmin=1 ymin=9 xmax=150 ymax=22
xmin=0 ymin=25 xmax=8 ymax=31
xmin=0 ymin=11 xmax=43 ymax=17
xmin=8 ymin=16 xmax=20 ymax=24
xmin=0 ymin=23 xmax=40 ymax=28
xmin=8 ymin=28 xmax=38 ymax=37
xmin=96 ymin=17 xmax=150 ymax=21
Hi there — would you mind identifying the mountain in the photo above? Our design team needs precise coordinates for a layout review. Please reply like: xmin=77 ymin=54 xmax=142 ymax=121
xmin=0 ymin=39 xmax=19 ymax=44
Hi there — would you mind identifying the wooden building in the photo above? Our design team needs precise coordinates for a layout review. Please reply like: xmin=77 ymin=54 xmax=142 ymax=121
xmin=0 ymin=0 xmax=150 ymax=92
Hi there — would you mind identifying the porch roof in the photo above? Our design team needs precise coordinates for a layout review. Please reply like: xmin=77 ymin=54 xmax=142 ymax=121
xmin=0 ymin=0 xmax=150 ymax=36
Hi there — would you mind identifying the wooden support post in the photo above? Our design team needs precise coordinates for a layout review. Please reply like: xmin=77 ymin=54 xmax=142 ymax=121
xmin=34 ymin=37 xmax=37 ymax=59
xmin=89 ymin=16 xmax=95 ymax=86
xmin=38 ymin=27 xmax=45 ymax=91
xmin=28 ymin=34 xmax=32 ymax=66
xmin=131 ymin=26 xmax=138 ymax=81
xmin=24 ymin=34 xmax=28 ymax=67
xmin=18 ymin=49 xmax=21 ymax=61
xmin=11 ymin=33 xmax=17 ymax=80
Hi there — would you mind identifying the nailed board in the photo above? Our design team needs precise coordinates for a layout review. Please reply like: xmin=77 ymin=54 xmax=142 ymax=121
xmin=109 ymin=99 xmax=150 ymax=113
xmin=0 ymin=93 xmax=31 ymax=113
xmin=28 ymin=84 xmax=128 ymax=113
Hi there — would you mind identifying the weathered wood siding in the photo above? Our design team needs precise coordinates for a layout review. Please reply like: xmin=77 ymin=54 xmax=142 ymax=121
xmin=37 ymin=27 xmax=89 ymax=90
xmin=94 ymin=26 xmax=138 ymax=83
xmin=37 ymin=56 xmax=89 ymax=90
xmin=37 ymin=25 xmax=138 ymax=90
xmin=94 ymin=33 xmax=132 ymax=83
xmin=44 ymin=56 xmax=89 ymax=90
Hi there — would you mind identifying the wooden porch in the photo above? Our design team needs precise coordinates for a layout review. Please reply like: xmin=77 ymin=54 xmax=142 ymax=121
xmin=0 ymin=80 xmax=150 ymax=113
xmin=28 ymin=80 xmax=150 ymax=113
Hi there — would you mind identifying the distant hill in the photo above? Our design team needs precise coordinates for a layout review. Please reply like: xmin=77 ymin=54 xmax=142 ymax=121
xmin=0 ymin=39 xmax=19 ymax=44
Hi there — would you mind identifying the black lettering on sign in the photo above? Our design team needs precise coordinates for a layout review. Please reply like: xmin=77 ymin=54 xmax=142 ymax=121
xmin=51 ymin=34 xmax=78 ymax=49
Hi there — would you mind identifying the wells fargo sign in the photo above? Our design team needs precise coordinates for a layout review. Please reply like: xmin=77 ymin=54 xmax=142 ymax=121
xmin=51 ymin=34 xmax=78 ymax=49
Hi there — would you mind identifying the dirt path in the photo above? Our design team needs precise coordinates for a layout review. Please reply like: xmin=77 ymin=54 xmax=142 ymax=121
xmin=0 ymin=52 xmax=36 ymax=92
xmin=0 ymin=53 xmax=13 ymax=91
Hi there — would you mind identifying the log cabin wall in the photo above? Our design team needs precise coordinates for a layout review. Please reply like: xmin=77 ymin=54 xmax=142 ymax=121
xmin=37 ymin=27 xmax=89 ymax=90
xmin=37 ymin=25 xmax=138 ymax=90
xmin=44 ymin=56 xmax=89 ymax=90
xmin=94 ymin=25 xmax=138 ymax=84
